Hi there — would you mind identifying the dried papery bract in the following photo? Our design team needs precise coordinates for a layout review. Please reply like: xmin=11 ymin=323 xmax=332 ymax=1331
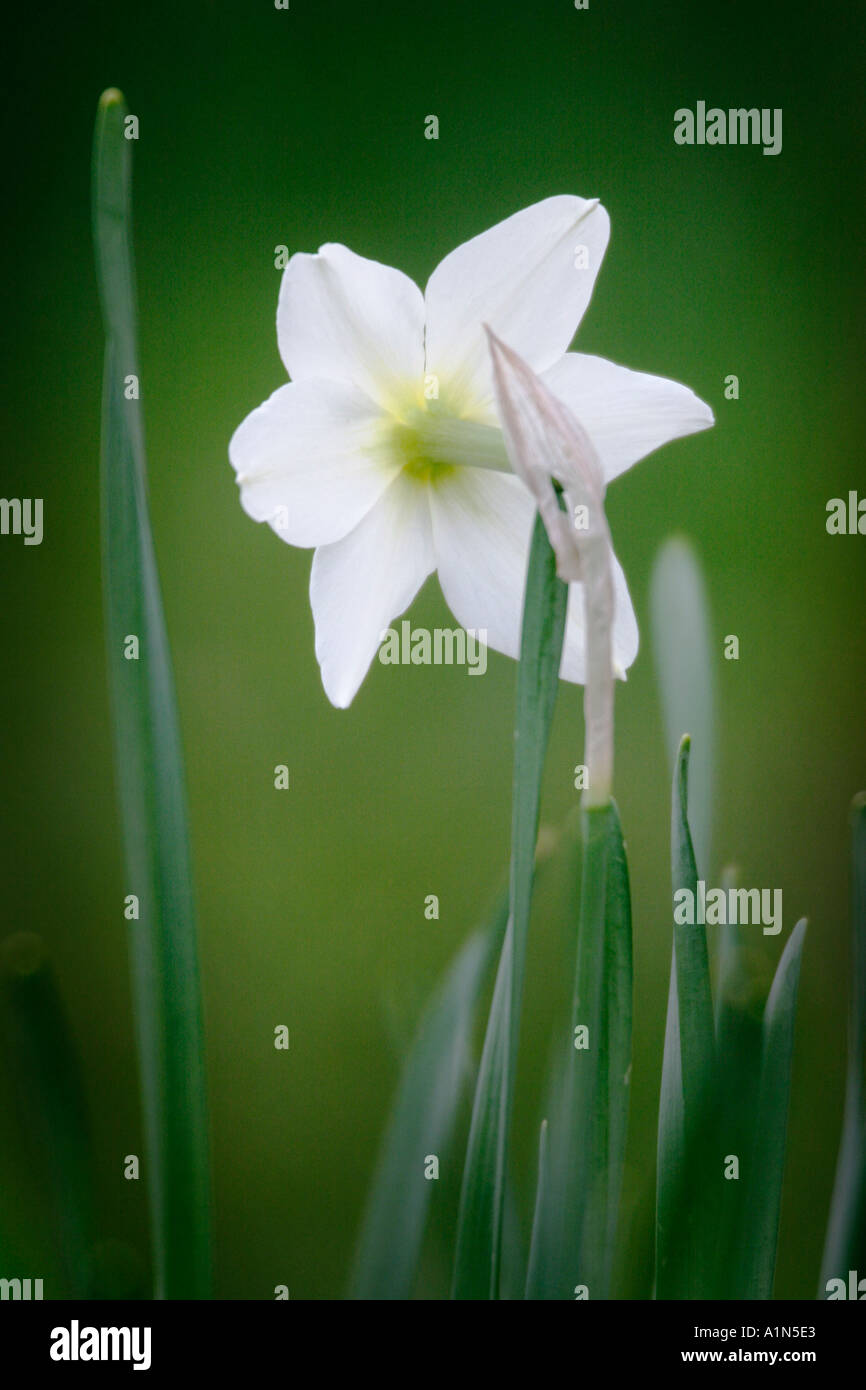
xmin=486 ymin=327 xmax=614 ymax=806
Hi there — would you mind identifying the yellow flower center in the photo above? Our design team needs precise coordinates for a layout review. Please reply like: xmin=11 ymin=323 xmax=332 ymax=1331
xmin=392 ymin=416 xmax=457 ymax=485
xmin=388 ymin=397 xmax=509 ymax=485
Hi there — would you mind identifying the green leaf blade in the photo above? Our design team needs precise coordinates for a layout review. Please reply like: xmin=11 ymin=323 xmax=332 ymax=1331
xmin=527 ymin=800 xmax=633 ymax=1300
xmin=710 ymin=866 xmax=768 ymax=1297
xmin=671 ymin=739 xmax=715 ymax=1113
xmin=655 ymin=736 xmax=716 ymax=1299
xmin=741 ymin=918 xmax=807 ymax=1298
xmin=350 ymin=893 xmax=507 ymax=1300
xmin=524 ymin=1119 xmax=549 ymax=1297
xmin=451 ymin=924 xmax=514 ymax=1299
xmin=452 ymin=512 xmax=567 ymax=1299
xmin=92 ymin=89 xmax=211 ymax=1300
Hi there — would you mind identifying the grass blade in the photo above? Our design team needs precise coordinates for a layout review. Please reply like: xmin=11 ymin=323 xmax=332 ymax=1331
xmin=740 ymin=918 xmax=807 ymax=1297
xmin=452 ymin=512 xmax=568 ymax=1299
xmin=655 ymin=735 xmax=716 ymax=1298
xmin=350 ymin=892 xmax=507 ymax=1299
xmin=92 ymin=88 xmax=211 ymax=1299
xmin=821 ymin=793 xmax=866 ymax=1292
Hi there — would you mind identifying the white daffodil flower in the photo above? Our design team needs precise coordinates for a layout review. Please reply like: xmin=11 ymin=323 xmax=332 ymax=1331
xmin=230 ymin=196 xmax=714 ymax=707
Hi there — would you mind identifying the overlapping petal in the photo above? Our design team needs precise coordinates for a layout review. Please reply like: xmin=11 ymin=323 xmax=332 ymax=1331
xmin=541 ymin=353 xmax=714 ymax=484
xmin=424 ymin=196 xmax=610 ymax=412
xmin=310 ymin=473 xmax=436 ymax=708
xmin=428 ymin=467 xmax=534 ymax=663
xmin=277 ymin=243 xmax=425 ymax=412
xmin=589 ymin=552 xmax=639 ymax=684
xmin=428 ymin=467 xmax=638 ymax=684
xmin=229 ymin=380 xmax=400 ymax=548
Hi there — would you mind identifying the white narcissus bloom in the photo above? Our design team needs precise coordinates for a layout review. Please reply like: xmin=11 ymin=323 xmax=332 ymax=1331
xmin=229 ymin=196 xmax=714 ymax=707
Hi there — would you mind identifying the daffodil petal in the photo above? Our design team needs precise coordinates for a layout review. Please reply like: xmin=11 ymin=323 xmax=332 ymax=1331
xmin=277 ymin=243 xmax=425 ymax=412
xmin=310 ymin=474 xmax=435 ymax=708
xmin=565 ymin=550 xmax=639 ymax=685
xmin=429 ymin=469 xmax=533 ymax=664
xmin=424 ymin=196 xmax=610 ymax=411
xmin=429 ymin=467 xmax=638 ymax=682
xmin=229 ymin=380 xmax=400 ymax=547
xmin=541 ymin=353 xmax=715 ymax=484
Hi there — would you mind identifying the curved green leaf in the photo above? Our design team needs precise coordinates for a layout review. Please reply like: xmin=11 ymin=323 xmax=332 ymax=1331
xmin=741 ymin=918 xmax=807 ymax=1297
xmin=350 ymin=892 xmax=507 ymax=1299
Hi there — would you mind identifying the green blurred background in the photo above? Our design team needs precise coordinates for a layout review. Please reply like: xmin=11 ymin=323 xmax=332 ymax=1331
xmin=1 ymin=0 xmax=864 ymax=1298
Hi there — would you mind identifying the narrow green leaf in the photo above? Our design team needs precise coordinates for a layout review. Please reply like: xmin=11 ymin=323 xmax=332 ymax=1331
xmin=92 ymin=89 xmax=211 ymax=1299
xmin=525 ymin=1119 xmax=549 ymax=1297
xmin=650 ymin=536 xmax=715 ymax=877
xmin=715 ymin=864 xmax=768 ymax=1050
xmin=499 ymin=1170 xmax=527 ymax=1301
xmin=526 ymin=801 xmax=632 ymax=1299
xmin=655 ymin=735 xmax=716 ymax=1298
xmin=452 ymin=512 xmax=568 ymax=1299
xmin=821 ymin=792 xmax=866 ymax=1292
xmin=712 ymin=866 xmax=768 ymax=1298
xmin=671 ymin=738 xmax=715 ymax=1117
xmin=597 ymin=810 xmax=633 ymax=1289
xmin=740 ymin=918 xmax=807 ymax=1298
xmin=451 ymin=926 xmax=513 ymax=1299
xmin=349 ymin=892 xmax=507 ymax=1300
xmin=655 ymin=960 xmax=685 ymax=1296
